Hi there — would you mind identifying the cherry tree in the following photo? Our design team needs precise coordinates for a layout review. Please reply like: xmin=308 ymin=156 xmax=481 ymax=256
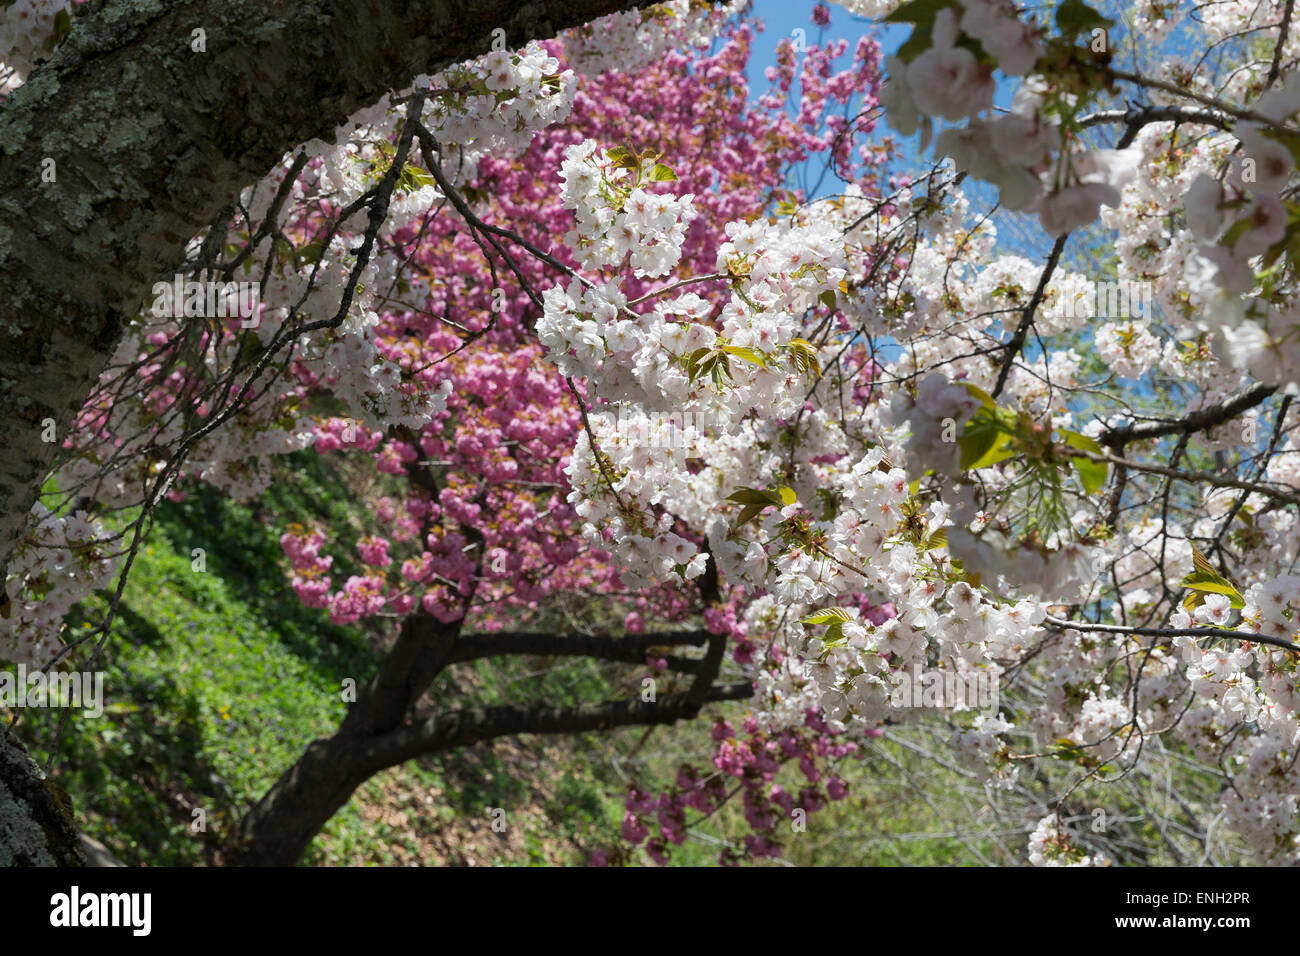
xmin=6 ymin=0 xmax=1300 ymax=868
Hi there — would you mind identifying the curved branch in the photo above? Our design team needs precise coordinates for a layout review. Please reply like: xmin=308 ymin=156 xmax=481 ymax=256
xmin=1098 ymin=384 xmax=1279 ymax=449
xmin=0 ymin=0 xmax=651 ymax=585
xmin=1107 ymin=68 xmax=1296 ymax=128
xmin=1044 ymin=616 xmax=1300 ymax=655
xmin=365 ymin=681 xmax=754 ymax=767
xmin=446 ymin=629 xmax=713 ymax=664
xmin=991 ymin=233 xmax=1068 ymax=399
xmin=1070 ymin=447 xmax=1300 ymax=508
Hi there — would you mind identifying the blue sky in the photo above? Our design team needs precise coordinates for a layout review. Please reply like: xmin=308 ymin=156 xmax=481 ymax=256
xmin=738 ymin=1 xmax=1040 ymax=254
xmin=733 ymin=0 xmax=1063 ymax=362
xmin=744 ymin=0 xmax=914 ymax=199
xmin=743 ymin=0 xmax=913 ymax=90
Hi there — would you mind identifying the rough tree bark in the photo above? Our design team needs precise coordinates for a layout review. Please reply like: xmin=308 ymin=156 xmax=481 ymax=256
xmin=0 ymin=0 xmax=650 ymax=866
xmin=0 ymin=727 xmax=85 ymax=866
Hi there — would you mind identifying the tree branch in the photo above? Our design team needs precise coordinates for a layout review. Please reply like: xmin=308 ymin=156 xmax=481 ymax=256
xmin=1044 ymin=616 xmax=1300 ymax=655
xmin=1268 ymin=0 xmax=1297 ymax=89
xmin=1070 ymin=447 xmax=1300 ymax=508
xmin=1078 ymin=105 xmax=1233 ymax=136
xmin=991 ymin=233 xmax=1068 ymax=399
xmin=1098 ymin=384 xmax=1279 ymax=449
xmin=0 ymin=0 xmax=652 ymax=585
xmin=340 ymin=608 xmax=463 ymax=737
xmin=446 ymin=629 xmax=713 ymax=665
xmin=363 ymin=682 xmax=754 ymax=767
xmin=1107 ymin=67 xmax=1297 ymax=128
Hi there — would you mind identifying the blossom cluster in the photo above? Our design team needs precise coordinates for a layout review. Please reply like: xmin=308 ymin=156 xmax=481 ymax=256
xmin=604 ymin=708 xmax=859 ymax=865
xmin=0 ymin=504 xmax=118 ymax=667
xmin=0 ymin=0 xmax=72 ymax=90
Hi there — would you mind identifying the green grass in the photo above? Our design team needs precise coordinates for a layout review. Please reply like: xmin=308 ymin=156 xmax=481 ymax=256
xmin=15 ymin=453 xmax=381 ymax=864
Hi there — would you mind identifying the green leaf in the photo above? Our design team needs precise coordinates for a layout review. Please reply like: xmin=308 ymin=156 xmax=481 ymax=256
xmin=1060 ymin=430 xmax=1102 ymax=455
xmin=52 ymin=8 xmax=72 ymax=41
xmin=802 ymin=607 xmax=853 ymax=625
xmin=953 ymin=33 xmax=997 ymax=67
xmin=719 ymin=344 xmax=768 ymax=367
xmin=1191 ymin=544 xmax=1219 ymax=577
xmin=397 ymin=164 xmax=436 ymax=191
xmin=726 ymin=487 xmax=782 ymax=527
xmin=43 ymin=8 xmax=73 ymax=51
xmin=788 ymin=338 xmax=821 ymax=379
xmin=958 ymin=409 xmax=1014 ymax=471
xmin=818 ymin=289 xmax=837 ymax=311
xmin=1055 ymin=0 xmax=1115 ymax=34
xmin=649 ymin=163 xmax=678 ymax=182
xmin=296 ymin=240 xmax=326 ymax=266
xmin=1073 ymin=458 xmax=1108 ymax=495
xmin=725 ymin=488 xmax=779 ymax=505
xmin=682 ymin=345 xmax=712 ymax=381
xmin=817 ymin=487 xmax=839 ymax=522
xmin=884 ymin=0 xmax=963 ymax=62
xmin=924 ymin=528 xmax=948 ymax=551
xmin=1180 ymin=572 xmax=1246 ymax=609
xmin=690 ymin=354 xmax=718 ymax=384
xmin=713 ymin=351 xmax=732 ymax=386
xmin=1220 ymin=216 xmax=1253 ymax=250
xmin=884 ymin=0 xmax=958 ymax=25
xmin=958 ymin=429 xmax=1008 ymax=471
xmin=1060 ymin=430 xmax=1108 ymax=494
xmin=606 ymin=146 xmax=639 ymax=170
xmin=895 ymin=25 xmax=934 ymax=63
xmin=962 ymin=383 xmax=997 ymax=408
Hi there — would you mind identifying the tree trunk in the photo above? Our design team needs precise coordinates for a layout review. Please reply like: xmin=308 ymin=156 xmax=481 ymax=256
xmin=225 ymin=618 xmax=743 ymax=866
xmin=0 ymin=0 xmax=648 ymax=866
xmin=0 ymin=728 xmax=85 ymax=866
xmin=219 ymin=735 xmax=391 ymax=867
xmin=226 ymin=609 xmax=463 ymax=865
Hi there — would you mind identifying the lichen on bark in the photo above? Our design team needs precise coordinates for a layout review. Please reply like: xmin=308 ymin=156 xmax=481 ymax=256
xmin=0 ymin=730 xmax=85 ymax=866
